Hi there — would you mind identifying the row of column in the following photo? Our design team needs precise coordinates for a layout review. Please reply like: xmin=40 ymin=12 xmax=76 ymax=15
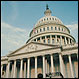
xmin=1 ymin=53 xmax=78 ymax=78
xmin=35 ymin=35 xmax=72 ymax=45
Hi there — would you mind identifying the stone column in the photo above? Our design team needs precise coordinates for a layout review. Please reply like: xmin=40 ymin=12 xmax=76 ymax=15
xmin=5 ymin=64 xmax=8 ymax=78
xmin=55 ymin=35 xmax=57 ymax=44
xmin=47 ymin=62 xmax=49 ymax=73
xmin=13 ymin=60 xmax=16 ymax=78
xmin=65 ymin=37 xmax=67 ymax=45
xmin=50 ymin=54 xmax=54 ymax=73
xmin=35 ymin=57 xmax=37 ymax=78
xmin=59 ymin=53 xmax=64 ymax=77
xmin=68 ymin=38 xmax=70 ymax=44
xmin=11 ymin=64 xmax=12 ymax=78
xmin=45 ymin=36 xmax=47 ymax=43
xmin=24 ymin=62 xmax=26 ymax=78
xmin=60 ymin=36 xmax=62 ymax=45
xmin=20 ymin=59 xmax=23 ymax=78
xmin=45 ymin=59 xmax=48 ymax=73
xmin=27 ymin=58 xmax=30 ymax=78
xmin=1 ymin=65 xmax=3 ymax=77
xmin=40 ymin=37 xmax=42 ymax=43
xmin=43 ymin=56 xmax=45 ymax=78
xmin=50 ymin=35 xmax=52 ymax=44
xmin=68 ymin=55 xmax=74 ymax=78
xmin=6 ymin=61 xmax=10 ymax=78
xmin=11 ymin=64 xmax=14 ymax=78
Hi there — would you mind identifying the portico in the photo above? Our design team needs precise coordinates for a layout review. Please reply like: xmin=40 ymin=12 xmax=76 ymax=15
xmin=1 ymin=42 xmax=78 ymax=78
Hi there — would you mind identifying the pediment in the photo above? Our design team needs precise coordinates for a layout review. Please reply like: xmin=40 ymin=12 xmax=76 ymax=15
xmin=7 ymin=41 xmax=58 ymax=56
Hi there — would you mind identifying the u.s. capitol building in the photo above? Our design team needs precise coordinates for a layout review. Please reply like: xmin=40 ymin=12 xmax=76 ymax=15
xmin=1 ymin=5 xmax=78 ymax=78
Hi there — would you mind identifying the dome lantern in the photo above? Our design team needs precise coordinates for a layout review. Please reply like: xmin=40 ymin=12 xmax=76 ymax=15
xmin=44 ymin=4 xmax=52 ymax=16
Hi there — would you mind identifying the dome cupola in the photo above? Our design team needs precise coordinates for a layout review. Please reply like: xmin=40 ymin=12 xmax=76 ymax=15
xmin=44 ymin=4 xmax=52 ymax=16
xmin=35 ymin=4 xmax=63 ymax=27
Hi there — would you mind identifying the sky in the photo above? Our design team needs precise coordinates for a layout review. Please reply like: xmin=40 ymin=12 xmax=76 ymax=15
xmin=1 ymin=1 xmax=78 ymax=56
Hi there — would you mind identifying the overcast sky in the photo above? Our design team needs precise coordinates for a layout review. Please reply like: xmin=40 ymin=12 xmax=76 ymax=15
xmin=1 ymin=1 xmax=78 ymax=56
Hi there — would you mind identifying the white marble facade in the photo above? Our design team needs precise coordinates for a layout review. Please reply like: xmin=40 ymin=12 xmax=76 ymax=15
xmin=1 ymin=5 xmax=78 ymax=78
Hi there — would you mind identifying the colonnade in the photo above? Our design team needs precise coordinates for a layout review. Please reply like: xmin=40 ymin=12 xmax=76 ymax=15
xmin=33 ymin=35 xmax=74 ymax=45
xmin=1 ymin=53 xmax=78 ymax=78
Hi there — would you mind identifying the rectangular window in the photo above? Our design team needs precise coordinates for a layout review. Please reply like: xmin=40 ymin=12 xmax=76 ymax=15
xmin=37 ymin=30 xmax=38 ymax=33
xmin=47 ymin=27 xmax=49 ymax=30
xmin=52 ymin=39 xmax=54 ymax=43
xmin=62 ymin=28 xmax=63 ymax=31
xmin=43 ymin=28 xmax=45 ymax=31
xmin=55 ymin=27 xmax=57 ymax=30
xmin=40 ymin=29 xmax=42 ymax=32
xmin=51 ymin=27 xmax=53 ymax=30
xmin=43 ymin=40 xmax=45 ymax=43
xmin=48 ymin=39 xmax=50 ymax=43
xmin=34 ymin=32 xmax=36 ymax=34
xmin=58 ymin=27 xmax=60 ymax=31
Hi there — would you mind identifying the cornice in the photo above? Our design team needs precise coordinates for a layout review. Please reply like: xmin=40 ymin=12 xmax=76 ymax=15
xmin=6 ymin=41 xmax=59 ymax=57
xmin=7 ymin=46 xmax=61 ymax=57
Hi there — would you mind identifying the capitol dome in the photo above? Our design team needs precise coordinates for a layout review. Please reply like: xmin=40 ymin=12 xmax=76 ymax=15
xmin=35 ymin=16 xmax=63 ymax=27
xmin=35 ymin=7 xmax=63 ymax=27
xmin=27 ymin=5 xmax=76 ymax=46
